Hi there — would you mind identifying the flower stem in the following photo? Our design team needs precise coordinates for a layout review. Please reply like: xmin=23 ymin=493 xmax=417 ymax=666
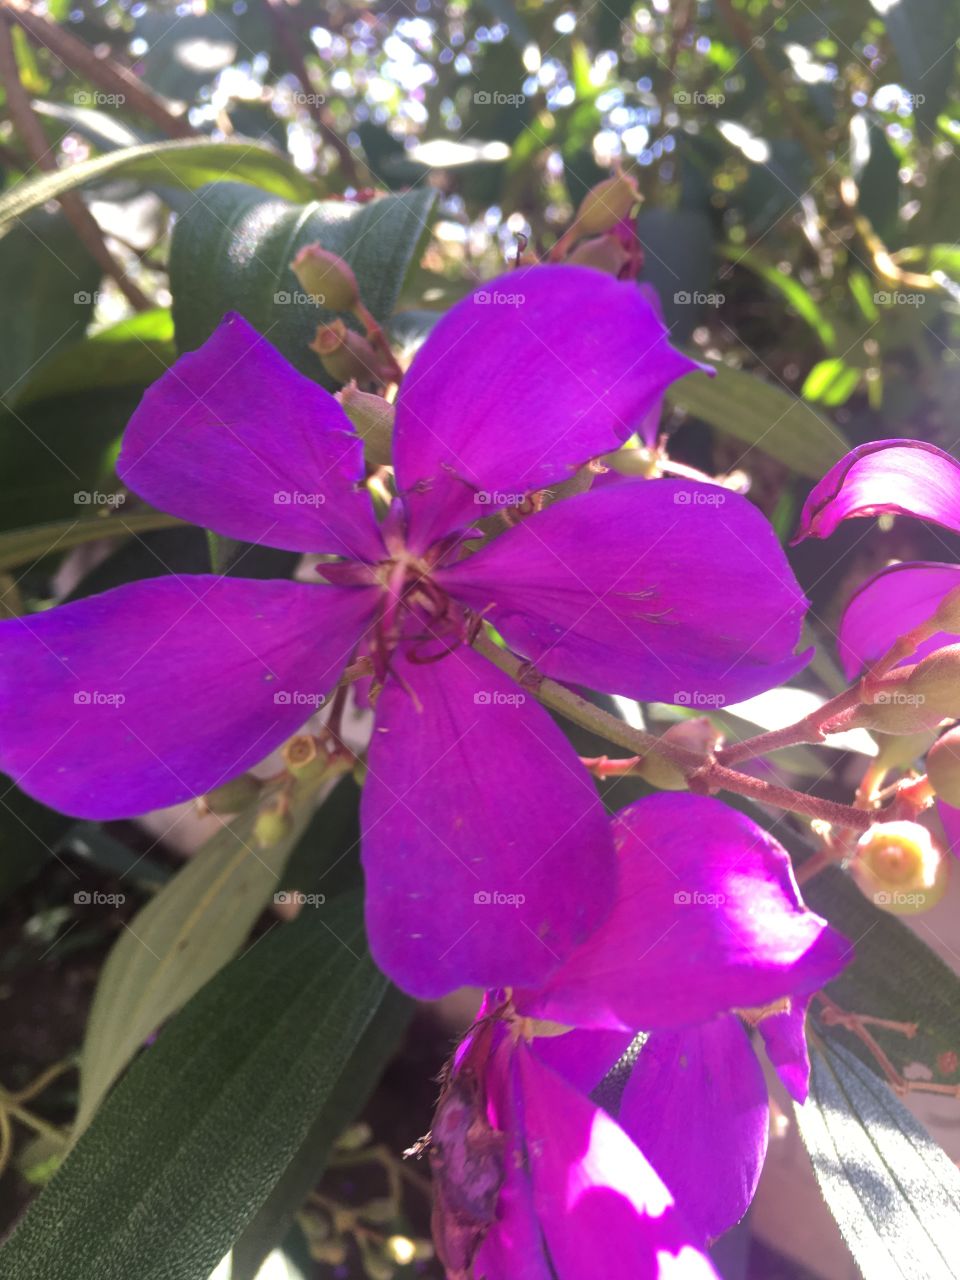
xmin=714 ymin=684 xmax=865 ymax=767
xmin=471 ymin=633 xmax=875 ymax=832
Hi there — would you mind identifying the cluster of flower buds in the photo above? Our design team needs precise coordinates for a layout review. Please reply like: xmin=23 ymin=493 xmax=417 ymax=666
xmin=549 ymin=165 xmax=644 ymax=278
xmin=291 ymin=244 xmax=403 ymax=387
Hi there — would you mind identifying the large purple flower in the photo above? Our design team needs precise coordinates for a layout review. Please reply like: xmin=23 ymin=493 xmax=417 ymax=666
xmin=0 ymin=265 xmax=809 ymax=997
xmin=794 ymin=438 xmax=960 ymax=846
xmin=427 ymin=794 xmax=850 ymax=1277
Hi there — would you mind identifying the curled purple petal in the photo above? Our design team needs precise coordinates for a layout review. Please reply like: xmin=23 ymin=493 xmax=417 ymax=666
xmin=360 ymin=644 xmax=616 ymax=998
xmin=440 ymin=479 xmax=810 ymax=707
xmin=794 ymin=439 xmax=960 ymax=544
xmin=838 ymin=561 xmax=960 ymax=678
xmin=0 ymin=577 xmax=377 ymax=818
xmin=119 ymin=313 xmax=384 ymax=561
xmin=393 ymin=265 xmax=705 ymax=551
xmin=515 ymin=793 xmax=852 ymax=1031
xmin=618 ymin=1018 xmax=769 ymax=1242
xmin=757 ymin=996 xmax=811 ymax=1102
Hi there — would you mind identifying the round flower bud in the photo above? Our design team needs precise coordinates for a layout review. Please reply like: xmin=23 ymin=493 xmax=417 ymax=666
xmin=572 ymin=169 xmax=640 ymax=238
xmin=282 ymin=734 xmax=327 ymax=781
xmin=849 ymin=674 xmax=944 ymax=735
xmin=253 ymin=800 xmax=293 ymax=849
xmin=290 ymin=244 xmax=359 ymax=313
xmin=197 ymin=773 xmax=263 ymax=815
xmin=850 ymin=820 xmax=947 ymax=915
xmin=336 ymin=381 xmax=394 ymax=466
xmin=926 ymin=726 xmax=960 ymax=806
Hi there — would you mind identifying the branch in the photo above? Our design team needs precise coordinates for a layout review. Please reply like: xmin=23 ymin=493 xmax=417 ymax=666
xmin=0 ymin=12 xmax=150 ymax=311
xmin=1 ymin=0 xmax=194 ymax=139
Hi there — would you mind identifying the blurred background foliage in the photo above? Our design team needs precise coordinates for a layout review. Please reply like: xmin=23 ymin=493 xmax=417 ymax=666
xmin=2 ymin=1 xmax=960 ymax=1277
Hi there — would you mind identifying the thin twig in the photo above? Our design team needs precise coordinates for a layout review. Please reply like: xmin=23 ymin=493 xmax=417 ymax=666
xmin=0 ymin=12 xmax=150 ymax=311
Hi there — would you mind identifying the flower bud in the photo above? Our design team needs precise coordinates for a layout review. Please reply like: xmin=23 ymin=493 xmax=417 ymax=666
xmin=849 ymin=669 xmax=943 ymax=735
xmin=290 ymin=244 xmax=359 ymax=312
xmin=850 ymin=820 xmax=947 ymax=914
xmin=902 ymin=643 xmax=960 ymax=719
xmin=926 ymin=725 xmax=960 ymax=806
xmin=336 ymin=381 xmax=394 ymax=466
xmin=282 ymin=734 xmax=327 ymax=781
xmin=253 ymin=799 xmax=293 ymax=849
xmin=572 ymin=169 xmax=640 ymax=237
xmin=197 ymin=773 xmax=263 ymax=815
xmin=310 ymin=320 xmax=389 ymax=386
xmin=567 ymin=232 xmax=633 ymax=276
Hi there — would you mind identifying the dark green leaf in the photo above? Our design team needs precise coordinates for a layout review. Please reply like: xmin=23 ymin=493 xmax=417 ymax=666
xmin=170 ymin=183 xmax=436 ymax=382
xmin=0 ymin=510 xmax=181 ymax=572
xmin=796 ymin=1039 xmax=960 ymax=1280
xmin=0 ymin=209 xmax=99 ymax=401
xmin=0 ymin=893 xmax=405 ymax=1280
xmin=869 ymin=0 xmax=956 ymax=129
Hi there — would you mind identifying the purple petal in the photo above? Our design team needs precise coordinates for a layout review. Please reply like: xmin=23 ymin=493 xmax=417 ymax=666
xmin=393 ymin=265 xmax=705 ymax=551
xmin=440 ymin=479 xmax=810 ymax=706
xmin=118 ymin=313 xmax=384 ymax=561
xmin=794 ymin=439 xmax=960 ymax=544
xmin=757 ymin=996 xmax=811 ymax=1102
xmin=619 ymin=1018 xmax=769 ymax=1242
xmin=532 ymin=1028 xmax=635 ymax=1095
xmin=0 ymin=577 xmax=377 ymax=818
xmin=838 ymin=561 xmax=960 ymax=678
xmin=510 ymin=1041 xmax=719 ymax=1278
xmin=936 ymin=798 xmax=960 ymax=859
xmin=360 ymin=644 xmax=617 ymax=998
xmin=515 ymin=793 xmax=851 ymax=1031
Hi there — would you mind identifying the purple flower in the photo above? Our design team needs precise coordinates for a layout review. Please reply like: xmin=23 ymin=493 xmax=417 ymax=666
xmin=427 ymin=794 xmax=850 ymax=1276
xmin=0 ymin=265 xmax=809 ymax=998
xmin=794 ymin=438 xmax=960 ymax=850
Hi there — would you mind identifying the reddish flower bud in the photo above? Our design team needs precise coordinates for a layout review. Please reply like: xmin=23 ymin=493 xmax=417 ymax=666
xmin=336 ymin=381 xmax=394 ymax=466
xmin=290 ymin=244 xmax=360 ymax=313
xmin=310 ymin=320 xmax=389 ymax=387
xmin=926 ymin=725 xmax=960 ymax=806
xmin=567 ymin=231 xmax=634 ymax=276
xmin=850 ymin=820 xmax=947 ymax=914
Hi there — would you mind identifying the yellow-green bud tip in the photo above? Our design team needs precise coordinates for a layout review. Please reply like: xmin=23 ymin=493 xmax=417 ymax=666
xmin=851 ymin=820 xmax=947 ymax=914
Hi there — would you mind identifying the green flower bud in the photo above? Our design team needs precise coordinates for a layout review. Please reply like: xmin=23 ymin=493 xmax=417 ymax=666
xmin=282 ymin=734 xmax=327 ymax=781
xmin=903 ymin=643 xmax=960 ymax=719
xmin=336 ymin=381 xmax=394 ymax=466
xmin=850 ymin=820 xmax=947 ymax=915
xmin=926 ymin=726 xmax=960 ymax=806
xmin=290 ymin=244 xmax=360 ymax=312
xmin=197 ymin=773 xmax=263 ymax=815
xmin=572 ymin=169 xmax=640 ymax=237
xmin=253 ymin=800 xmax=293 ymax=849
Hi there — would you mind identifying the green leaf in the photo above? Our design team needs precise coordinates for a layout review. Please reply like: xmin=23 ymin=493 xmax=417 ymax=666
xmin=169 ymin=183 xmax=436 ymax=383
xmin=637 ymin=207 xmax=716 ymax=342
xmin=0 ymin=139 xmax=318 ymax=230
xmin=796 ymin=1039 xmax=960 ymax=1280
xmin=665 ymin=361 xmax=848 ymax=477
xmin=802 ymin=357 xmax=861 ymax=408
xmin=0 ymin=209 xmax=99 ymax=401
xmin=721 ymin=243 xmax=837 ymax=350
xmin=802 ymin=861 xmax=960 ymax=1087
xmin=13 ymin=308 xmax=175 ymax=409
xmin=73 ymin=786 xmax=320 ymax=1132
xmin=0 ymin=510 xmax=181 ymax=572
xmin=0 ymin=893 xmax=406 ymax=1280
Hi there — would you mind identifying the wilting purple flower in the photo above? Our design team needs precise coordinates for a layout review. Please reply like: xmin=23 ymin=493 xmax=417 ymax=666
xmin=0 ymin=265 xmax=809 ymax=997
xmin=794 ymin=437 xmax=960 ymax=849
xmin=425 ymin=794 xmax=850 ymax=1276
